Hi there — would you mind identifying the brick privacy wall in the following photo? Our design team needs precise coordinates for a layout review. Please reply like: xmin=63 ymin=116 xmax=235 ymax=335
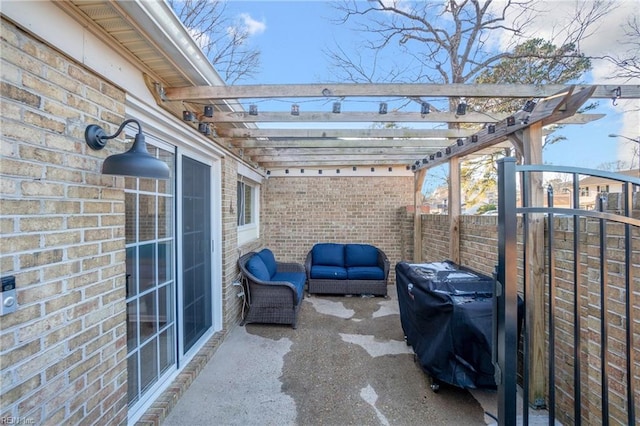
xmin=399 ymin=193 xmax=639 ymax=424
xmin=0 ymin=19 xmax=127 ymax=425
xmin=261 ymin=176 xmax=414 ymax=284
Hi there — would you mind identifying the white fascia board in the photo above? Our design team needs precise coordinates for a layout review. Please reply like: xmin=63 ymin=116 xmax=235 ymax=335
xmin=118 ymin=1 xmax=242 ymax=115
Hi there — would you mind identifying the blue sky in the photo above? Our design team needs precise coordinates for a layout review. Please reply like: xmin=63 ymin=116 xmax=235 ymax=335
xmin=222 ymin=1 xmax=639 ymax=174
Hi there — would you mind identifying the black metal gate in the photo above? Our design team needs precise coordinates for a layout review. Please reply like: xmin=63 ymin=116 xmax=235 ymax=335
xmin=495 ymin=158 xmax=639 ymax=425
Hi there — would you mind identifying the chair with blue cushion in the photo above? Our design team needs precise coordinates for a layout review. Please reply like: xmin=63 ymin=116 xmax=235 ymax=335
xmin=238 ymin=249 xmax=306 ymax=328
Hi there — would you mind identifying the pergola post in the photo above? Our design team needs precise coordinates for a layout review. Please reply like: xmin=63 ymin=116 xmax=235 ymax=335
xmin=448 ymin=156 xmax=461 ymax=264
xmin=521 ymin=120 xmax=547 ymax=407
xmin=414 ymin=168 xmax=427 ymax=262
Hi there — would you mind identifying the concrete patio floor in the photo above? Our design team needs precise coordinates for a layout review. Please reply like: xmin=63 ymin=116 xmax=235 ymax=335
xmin=161 ymin=288 xmax=510 ymax=426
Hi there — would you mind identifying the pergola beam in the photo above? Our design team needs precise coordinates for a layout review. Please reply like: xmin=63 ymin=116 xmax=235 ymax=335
xmin=217 ymin=128 xmax=475 ymax=139
xmin=259 ymin=160 xmax=413 ymax=168
xmin=412 ymin=86 xmax=597 ymax=171
xmin=249 ymin=154 xmax=425 ymax=163
xmin=162 ymin=83 xmax=638 ymax=101
xmin=230 ymin=138 xmax=451 ymax=149
xmin=206 ymin=111 xmax=605 ymax=125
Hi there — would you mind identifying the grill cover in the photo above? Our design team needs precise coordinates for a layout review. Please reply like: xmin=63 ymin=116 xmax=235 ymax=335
xmin=396 ymin=261 xmax=497 ymax=389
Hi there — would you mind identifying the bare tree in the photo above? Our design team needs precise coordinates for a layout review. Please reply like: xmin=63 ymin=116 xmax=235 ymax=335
xmin=168 ymin=0 xmax=261 ymax=84
xmin=330 ymin=1 xmax=610 ymax=83
xmin=329 ymin=0 xmax=613 ymax=209
xmin=598 ymin=15 xmax=640 ymax=81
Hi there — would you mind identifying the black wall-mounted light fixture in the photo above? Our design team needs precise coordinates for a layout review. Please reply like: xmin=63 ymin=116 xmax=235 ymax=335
xmin=488 ymin=124 xmax=496 ymax=134
xmin=471 ymin=135 xmax=478 ymax=143
xmin=291 ymin=104 xmax=300 ymax=116
xmin=445 ymin=147 xmax=452 ymax=154
xmin=430 ymin=154 xmax=435 ymax=161
xmin=456 ymin=138 xmax=464 ymax=146
xmin=203 ymin=105 xmax=214 ymax=118
xmin=436 ymin=151 xmax=442 ymax=158
xmin=332 ymin=102 xmax=341 ymax=114
xmin=422 ymin=158 xmax=428 ymax=164
xmin=249 ymin=104 xmax=258 ymax=115
xmin=379 ymin=102 xmax=388 ymax=114
xmin=421 ymin=102 xmax=430 ymax=115
xmin=85 ymin=119 xmax=170 ymax=179
xmin=456 ymin=101 xmax=467 ymax=115
xmin=507 ymin=116 xmax=516 ymax=126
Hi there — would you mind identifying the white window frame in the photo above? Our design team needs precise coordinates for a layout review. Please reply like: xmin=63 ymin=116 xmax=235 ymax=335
xmin=237 ymin=164 xmax=262 ymax=246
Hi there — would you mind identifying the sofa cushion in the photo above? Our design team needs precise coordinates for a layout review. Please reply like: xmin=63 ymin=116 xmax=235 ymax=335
xmin=345 ymin=244 xmax=379 ymax=267
xmin=257 ymin=248 xmax=277 ymax=279
xmin=311 ymin=265 xmax=348 ymax=280
xmin=347 ymin=266 xmax=385 ymax=280
xmin=246 ymin=255 xmax=270 ymax=281
xmin=273 ymin=272 xmax=306 ymax=303
xmin=312 ymin=243 xmax=345 ymax=267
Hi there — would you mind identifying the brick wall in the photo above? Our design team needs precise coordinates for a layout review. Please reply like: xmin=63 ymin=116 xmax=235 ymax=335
xmin=261 ymin=175 xmax=414 ymax=284
xmin=221 ymin=160 xmax=263 ymax=326
xmin=1 ymin=19 xmax=127 ymax=424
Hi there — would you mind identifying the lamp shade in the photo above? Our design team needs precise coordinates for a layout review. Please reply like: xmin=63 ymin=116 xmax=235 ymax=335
xmin=102 ymin=133 xmax=171 ymax=179
xmin=85 ymin=120 xmax=170 ymax=180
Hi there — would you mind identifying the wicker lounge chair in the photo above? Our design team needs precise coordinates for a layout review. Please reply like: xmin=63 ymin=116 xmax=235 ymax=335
xmin=238 ymin=249 xmax=306 ymax=328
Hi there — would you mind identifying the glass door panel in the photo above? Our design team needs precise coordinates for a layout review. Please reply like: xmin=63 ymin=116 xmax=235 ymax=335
xmin=181 ymin=157 xmax=212 ymax=353
xmin=124 ymin=143 xmax=176 ymax=409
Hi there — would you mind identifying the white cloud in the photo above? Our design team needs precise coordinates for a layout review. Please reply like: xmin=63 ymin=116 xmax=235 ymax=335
xmin=239 ymin=13 xmax=266 ymax=36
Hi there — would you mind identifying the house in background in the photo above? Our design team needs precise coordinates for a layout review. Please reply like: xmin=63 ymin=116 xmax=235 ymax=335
xmin=577 ymin=169 xmax=639 ymax=210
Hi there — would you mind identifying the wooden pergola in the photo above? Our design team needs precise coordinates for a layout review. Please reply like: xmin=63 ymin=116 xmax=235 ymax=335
xmin=146 ymin=80 xmax=638 ymax=405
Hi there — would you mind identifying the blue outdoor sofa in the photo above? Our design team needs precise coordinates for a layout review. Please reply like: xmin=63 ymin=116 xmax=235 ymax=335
xmin=305 ymin=243 xmax=389 ymax=296
xmin=238 ymin=249 xmax=306 ymax=328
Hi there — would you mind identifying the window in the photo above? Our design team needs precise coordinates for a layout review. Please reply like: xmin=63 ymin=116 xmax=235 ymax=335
xmin=237 ymin=177 xmax=260 ymax=245
xmin=597 ymin=184 xmax=609 ymax=193
xmin=237 ymin=181 xmax=254 ymax=226
xmin=580 ymin=186 xmax=590 ymax=197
